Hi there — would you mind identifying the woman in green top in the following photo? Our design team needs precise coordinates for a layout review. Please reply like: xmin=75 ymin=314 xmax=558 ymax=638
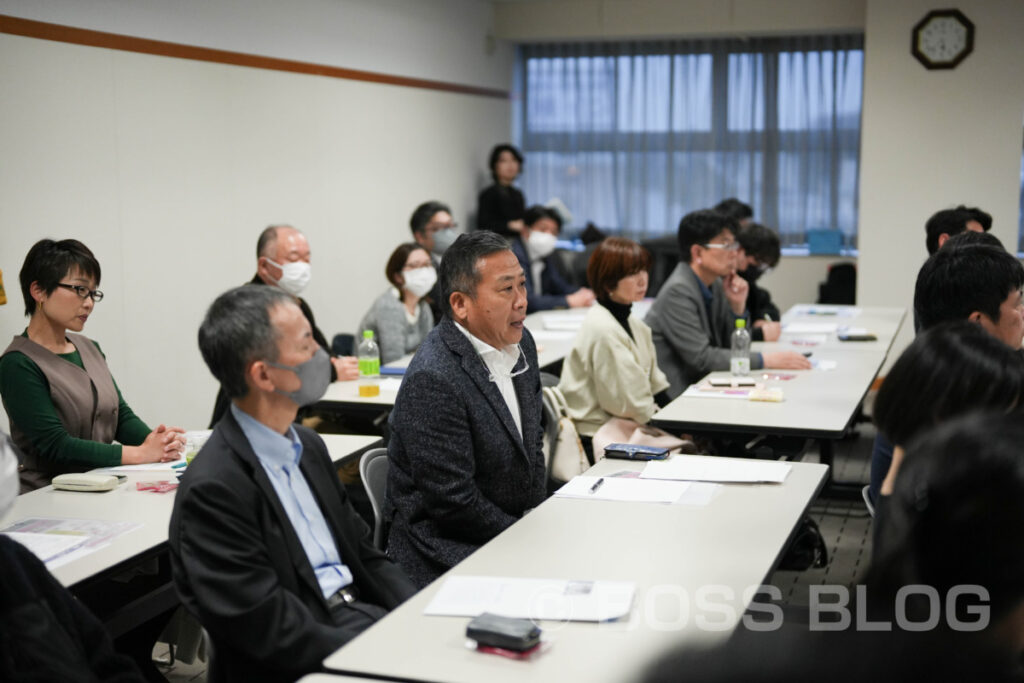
xmin=0 ymin=239 xmax=184 ymax=492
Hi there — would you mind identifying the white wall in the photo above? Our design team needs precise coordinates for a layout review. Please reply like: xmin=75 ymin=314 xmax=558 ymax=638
xmin=0 ymin=0 xmax=512 ymax=431
xmin=494 ymin=0 xmax=865 ymax=40
xmin=857 ymin=0 xmax=1024 ymax=367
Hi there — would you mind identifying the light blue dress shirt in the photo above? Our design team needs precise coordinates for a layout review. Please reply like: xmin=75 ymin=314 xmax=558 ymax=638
xmin=230 ymin=403 xmax=353 ymax=598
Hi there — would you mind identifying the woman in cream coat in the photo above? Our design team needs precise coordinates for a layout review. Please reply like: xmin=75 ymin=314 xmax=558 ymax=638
xmin=557 ymin=238 xmax=671 ymax=452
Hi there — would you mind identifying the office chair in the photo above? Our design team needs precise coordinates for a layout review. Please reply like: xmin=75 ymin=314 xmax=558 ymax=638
xmin=358 ymin=448 xmax=389 ymax=550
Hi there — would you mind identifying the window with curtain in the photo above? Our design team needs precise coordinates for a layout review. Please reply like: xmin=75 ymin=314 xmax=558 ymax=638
xmin=514 ymin=35 xmax=864 ymax=250
xmin=1018 ymin=131 xmax=1024 ymax=254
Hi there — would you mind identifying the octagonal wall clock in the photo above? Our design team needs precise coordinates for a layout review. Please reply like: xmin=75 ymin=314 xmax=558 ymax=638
xmin=911 ymin=9 xmax=975 ymax=69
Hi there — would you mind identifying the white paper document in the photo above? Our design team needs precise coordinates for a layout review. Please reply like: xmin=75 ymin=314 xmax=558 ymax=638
xmin=424 ymin=575 xmax=635 ymax=622
xmin=1 ymin=517 xmax=143 ymax=568
xmin=528 ymin=329 xmax=578 ymax=342
xmin=100 ymin=457 xmax=187 ymax=473
xmin=681 ymin=384 xmax=752 ymax=400
xmin=789 ymin=305 xmax=861 ymax=318
xmin=812 ymin=359 xmax=838 ymax=371
xmin=782 ymin=322 xmax=839 ymax=334
xmin=2 ymin=531 xmax=89 ymax=563
xmin=555 ymin=475 xmax=691 ymax=503
xmin=640 ymin=455 xmax=791 ymax=484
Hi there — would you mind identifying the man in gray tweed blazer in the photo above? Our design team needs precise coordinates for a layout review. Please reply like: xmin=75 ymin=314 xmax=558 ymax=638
xmin=386 ymin=231 xmax=548 ymax=587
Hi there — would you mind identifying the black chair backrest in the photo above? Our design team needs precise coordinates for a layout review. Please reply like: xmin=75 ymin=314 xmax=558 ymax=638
xmin=818 ymin=262 xmax=856 ymax=304
xmin=332 ymin=333 xmax=355 ymax=357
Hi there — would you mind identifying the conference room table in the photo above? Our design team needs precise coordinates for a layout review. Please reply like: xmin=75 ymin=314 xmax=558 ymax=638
xmin=651 ymin=305 xmax=905 ymax=495
xmin=0 ymin=433 xmax=383 ymax=634
xmin=762 ymin=304 xmax=906 ymax=355
xmin=323 ymin=455 xmax=829 ymax=683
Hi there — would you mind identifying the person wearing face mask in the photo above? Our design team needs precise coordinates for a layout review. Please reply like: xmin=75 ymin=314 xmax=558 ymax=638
xmin=409 ymin=200 xmax=459 ymax=326
xmin=0 ymin=430 xmax=147 ymax=681
xmin=0 ymin=239 xmax=185 ymax=492
xmin=510 ymin=205 xmax=595 ymax=312
xmin=207 ymin=224 xmax=359 ymax=427
xmin=357 ymin=244 xmax=436 ymax=364
xmin=735 ymin=222 xmax=782 ymax=342
xmin=170 ymin=286 xmax=416 ymax=683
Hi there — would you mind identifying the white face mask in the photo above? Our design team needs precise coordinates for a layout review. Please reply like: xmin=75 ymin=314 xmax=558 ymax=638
xmin=266 ymin=259 xmax=311 ymax=296
xmin=526 ymin=230 xmax=558 ymax=261
xmin=0 ymin=433 xmax=20 ymax=518
xmin=402 ymin=266 xmax=437 ymax=299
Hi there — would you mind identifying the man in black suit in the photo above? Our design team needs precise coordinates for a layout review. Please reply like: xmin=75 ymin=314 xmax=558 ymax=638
xmin=170 ymin=285 xmax=416 ymax=683
xmin=386 ymin=231 xmax=548 ymax=587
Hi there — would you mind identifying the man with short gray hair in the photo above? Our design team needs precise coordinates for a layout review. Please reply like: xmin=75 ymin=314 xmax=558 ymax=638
xmin=171 ymin=285 xmax=415 ymax=683
xmin=386 ymin=231 xmax=548 ymax=587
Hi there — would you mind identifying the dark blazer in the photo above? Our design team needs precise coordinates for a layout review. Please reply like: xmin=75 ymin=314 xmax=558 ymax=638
xmin=645 ymin=262 xmax=757 ymax=398
xmin=0 ymin=536 xmax=143 ymax=682
xmin=169 ymin=409 xmax=417 ymax=683
xmin=386 ymin=318 xmax=548 ymax=587
xmin=510 ymin=237 xmax=577 ymax=312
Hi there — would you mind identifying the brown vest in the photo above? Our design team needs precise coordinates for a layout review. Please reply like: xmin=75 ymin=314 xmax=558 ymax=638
xmin=2 ymin=333 xmax=119 ymax=490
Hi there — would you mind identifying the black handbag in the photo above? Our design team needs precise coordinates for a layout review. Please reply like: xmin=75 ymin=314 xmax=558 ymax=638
xmin=779 ymin=516 xmax=828 ymax=571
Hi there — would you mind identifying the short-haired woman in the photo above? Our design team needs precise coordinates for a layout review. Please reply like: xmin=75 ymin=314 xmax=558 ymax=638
xmin=357 ymin=243 xmax=436 ymax=364
xmin=476 ymin=143 xmax=526 ymax=237
xmin=0 ymin=239 xmax=184 ymax=492
xmin=558 ymin=238 xmax=673 ymax=450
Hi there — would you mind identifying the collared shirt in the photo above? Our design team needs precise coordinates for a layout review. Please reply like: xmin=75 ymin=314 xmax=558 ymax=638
xmin=454 ymin=322 xmax=524 ymax=439
xmin=230 ymin=403 xmax=353 ymax=598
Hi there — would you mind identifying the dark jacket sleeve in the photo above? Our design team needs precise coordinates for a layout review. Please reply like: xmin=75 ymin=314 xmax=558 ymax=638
xmin=395 ymin=370 xmax=520 ymax=542
xmin=173 ymin=477 xmax=344 ymax=676
xmin=0 ymin=537 xmax=144 ymax=683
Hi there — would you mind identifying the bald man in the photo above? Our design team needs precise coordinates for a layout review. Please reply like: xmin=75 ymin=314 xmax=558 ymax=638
xmin=208 ymin=225 xmax=358 ymax=427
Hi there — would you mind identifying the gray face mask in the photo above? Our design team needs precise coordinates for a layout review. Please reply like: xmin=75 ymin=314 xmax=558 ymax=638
xmin=266 ymin=347 xmax=332 ymax=406
xmin=432 ymin=228 xmax=459 ymax=257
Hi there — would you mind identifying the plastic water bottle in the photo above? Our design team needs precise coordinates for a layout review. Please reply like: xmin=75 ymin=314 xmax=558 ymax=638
xmin=730 ymin=319 xmax=751 ymax=376
xmin=357 ymin=330 xmax=380 ymax=397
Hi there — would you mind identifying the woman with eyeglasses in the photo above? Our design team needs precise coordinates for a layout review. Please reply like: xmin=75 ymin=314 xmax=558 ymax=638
xmin=357 ymin=243 xmax=436 ymax=365
xmin=0 ymin=239 xmax=185 ymax=492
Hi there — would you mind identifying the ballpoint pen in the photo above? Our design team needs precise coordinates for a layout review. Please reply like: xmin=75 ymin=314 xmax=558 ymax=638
xmin=589 ymin=478 xmax=604 ymax=494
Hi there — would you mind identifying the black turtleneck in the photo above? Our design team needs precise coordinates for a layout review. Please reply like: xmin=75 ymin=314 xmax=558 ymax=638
xmin=600 ymin=297 xmax=672 ymax=409
xmin=600 ymin=297 xmax=633 ymax=340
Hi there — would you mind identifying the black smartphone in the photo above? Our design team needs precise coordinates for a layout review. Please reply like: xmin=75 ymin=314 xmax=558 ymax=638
xmin=467 ymin=613 xmax=541 ymax=652
xmin=603 ymin=443 xmax=670 ymax=460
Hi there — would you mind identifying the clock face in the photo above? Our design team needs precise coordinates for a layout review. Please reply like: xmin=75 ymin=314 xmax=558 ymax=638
xmin=918 ymin=17 xmax=967 ymax=63
xmin=911 ymin=10 xmax=975 ymax=69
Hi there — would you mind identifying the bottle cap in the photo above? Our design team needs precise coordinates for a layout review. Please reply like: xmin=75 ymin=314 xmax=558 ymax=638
xmin=363 ymin=330 xmax=374 ymax=339
xmin=735 ymin=319 xmax=746 ymax=329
